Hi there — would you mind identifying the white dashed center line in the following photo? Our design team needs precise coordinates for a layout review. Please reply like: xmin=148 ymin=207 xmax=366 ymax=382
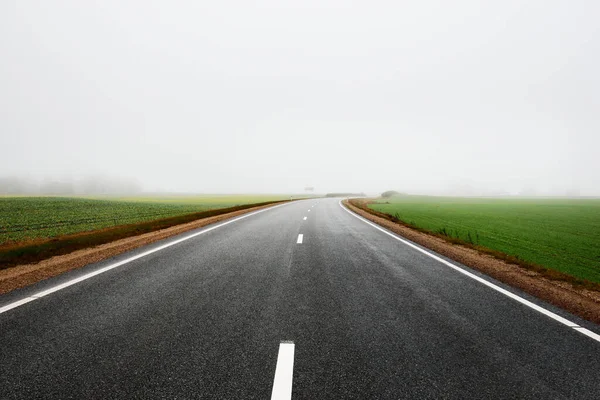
xmin=271 ymin=341 xmax=295 ymax=400
xmin=297 ymin=234 xmax=303 ymax=244
xmin=303 ymin=217 xmax=307 ymax=221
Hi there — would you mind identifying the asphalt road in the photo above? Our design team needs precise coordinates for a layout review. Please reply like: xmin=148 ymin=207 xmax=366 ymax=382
xmin=1 ymin=198 xmax=599 ymax=399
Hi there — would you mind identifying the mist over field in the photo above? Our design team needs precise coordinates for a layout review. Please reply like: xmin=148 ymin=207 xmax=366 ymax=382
xmin=1 ymin=1 xmax=599 ymax=196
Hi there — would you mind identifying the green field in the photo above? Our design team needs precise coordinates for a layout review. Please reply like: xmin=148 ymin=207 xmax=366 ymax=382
xmin=369 ymin=196 xmax=600 ymax=283
xmin=0 ymin=195 xmax=292 ymax=245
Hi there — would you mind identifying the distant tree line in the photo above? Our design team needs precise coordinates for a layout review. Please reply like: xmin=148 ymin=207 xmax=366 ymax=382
xmin=0 ymin=176 xmax=142 ymax=195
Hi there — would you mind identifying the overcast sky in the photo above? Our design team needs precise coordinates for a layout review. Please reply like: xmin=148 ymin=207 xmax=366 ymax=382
xmin=1 ymin=1 xmax=599 ymax=195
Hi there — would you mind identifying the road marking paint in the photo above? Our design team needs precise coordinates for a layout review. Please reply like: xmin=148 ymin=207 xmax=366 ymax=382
xmin=297 ymin=234 xmax=303 ymax=244
xmin=339 ymin=201 xmax=600 ymax=344
xmin=573 ymin=327 xmax=600 ymax=342
xmin=308 ymin=209 xmax=311 ymax=212
xmin=0 ymin=203 xmax=290 ymax=315
xmin=303 ymin=217 xmax=307 ymax=221
xmin=0 ymin=297 xmax=37 ymax=314
xmin=271 ymin=341 xmax=295 ymax=400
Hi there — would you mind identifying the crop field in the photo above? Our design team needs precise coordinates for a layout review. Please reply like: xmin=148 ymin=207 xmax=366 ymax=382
xmin=0 ymin=195 xmax=291 ymax=245
xmin=369 ymin=196 xmax=600 ymax=283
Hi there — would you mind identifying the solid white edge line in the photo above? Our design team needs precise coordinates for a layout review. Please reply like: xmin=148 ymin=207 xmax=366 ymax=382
xmin=573 ymin=327 xmax=600 ymax=342
xmin=297 ymin=234 xmax=303 ymax=244
xmin=0 ymin=202 xmax=290 ymax=315
xmin=0 ymin=297 xmax=37 ymax=313
xmin=271 ymin=341 xmax=295 ymax=400
xmin=339 ymin=201 xmax=600 ymax=344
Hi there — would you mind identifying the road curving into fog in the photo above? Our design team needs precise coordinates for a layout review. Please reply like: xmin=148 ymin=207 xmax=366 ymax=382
xmin=1 ymin=198 xmax=599 ymax=399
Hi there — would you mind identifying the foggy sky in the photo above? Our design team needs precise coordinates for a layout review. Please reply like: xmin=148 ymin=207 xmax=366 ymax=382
xmin=2 ymin=1 xmax=599 ymax=195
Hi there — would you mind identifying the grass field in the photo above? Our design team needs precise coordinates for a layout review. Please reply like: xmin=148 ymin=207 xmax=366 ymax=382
xmin=0 ymin=195 xmax=292 ymax=245
xmin=368 ymin=196 xmax=600 ymax=283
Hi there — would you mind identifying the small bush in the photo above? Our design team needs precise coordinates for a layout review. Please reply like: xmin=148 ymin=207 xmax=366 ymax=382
xmin=381 ymin=190 xmax=406 ymax=198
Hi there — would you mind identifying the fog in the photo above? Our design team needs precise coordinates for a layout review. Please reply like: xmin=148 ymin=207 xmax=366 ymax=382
xmin=1 ymin=1 xmax=599 ymax=196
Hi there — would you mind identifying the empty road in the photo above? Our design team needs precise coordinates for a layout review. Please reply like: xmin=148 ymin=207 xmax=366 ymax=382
xmin=1 ymin=198 xmax=599 ymax=399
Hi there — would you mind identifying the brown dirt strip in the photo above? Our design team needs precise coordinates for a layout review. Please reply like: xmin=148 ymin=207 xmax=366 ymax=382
xmin=0 ymin=203 xmax=281 ymax=295
xmin=344 ymin=199 xmax=600 ymax=325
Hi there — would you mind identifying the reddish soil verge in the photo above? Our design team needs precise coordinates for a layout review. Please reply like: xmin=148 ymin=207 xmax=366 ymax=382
xmin=0 ymin=203 xmax=280 ymax=295
xmin=345 ymin=199 xmax=600 ymax=325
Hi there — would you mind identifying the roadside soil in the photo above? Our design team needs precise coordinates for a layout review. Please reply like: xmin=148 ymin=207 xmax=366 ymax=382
xmin=0 ymin=203 xmax=279 ymax=295
xmin=345 ymin=199 xmax=600 ymax=325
